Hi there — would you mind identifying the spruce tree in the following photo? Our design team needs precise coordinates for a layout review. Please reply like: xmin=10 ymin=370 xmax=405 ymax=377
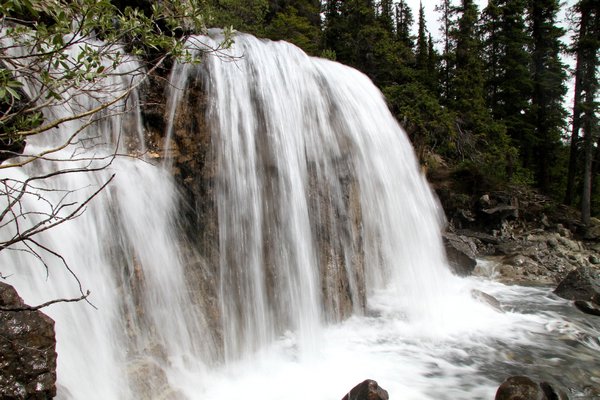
xmin=264 ymin=0 xmax=322 ymax=55
xmin=572 ymin=0 xmax=600 ymax=224
xmin=378 ymin=0 xmax=395 ymax=34
xmin=435 ymin=0 xmax=456 ymax=104
xmin=395 ymin=0 xmax=414 ymax=49
xmin=416 ymin=3 xmax=429 ymax=71
xmin=527 ymin=0 xmax=567 ymax=193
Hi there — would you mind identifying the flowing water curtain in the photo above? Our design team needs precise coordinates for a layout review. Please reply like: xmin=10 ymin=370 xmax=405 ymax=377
xmin=165 ymin=31 xmax=457 ymax=365
xmin=0 ymin=27 xmax=217 ymax=399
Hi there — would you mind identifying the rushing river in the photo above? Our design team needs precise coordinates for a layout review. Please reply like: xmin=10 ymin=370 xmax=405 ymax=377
xmin=166 ymin=276 xmax=600 ymax=400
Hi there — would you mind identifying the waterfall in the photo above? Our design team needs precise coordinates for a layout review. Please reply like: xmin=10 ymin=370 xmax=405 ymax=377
xmin=166 ymin=32 xmax=457 ymax=360
xmin=1 ymin=31 xmax=474 ymax=399
xmin=0 ymin=37 xmax=216 ymax=399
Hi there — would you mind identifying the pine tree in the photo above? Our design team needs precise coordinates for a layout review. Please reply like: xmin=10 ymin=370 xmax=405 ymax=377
xmin=415 ymin=3 xmax=428 ymax=71
xmin=395 ymin=0 xmax=414 ymax=49
xmin=264 ymin=0 xmax=322 ymax=55
xmin=527 ymin=0 xmax=567 ymax=193
xmin=426 ymin=34 xmax=440 ymax=93
xmin=378 ymin=0 xmax=395 ymax=34
xmin=435 ymin=0 xmax=456 ymax=104
xmin=450 ymin=0 xmax=486 ymax=121
xmin=481 ymin=0 xmax=502 ymax=114
xmin=492 ymin=0 xmax=533 ymax=163
xmin=572 ymin=0 xmax=600 ymax=224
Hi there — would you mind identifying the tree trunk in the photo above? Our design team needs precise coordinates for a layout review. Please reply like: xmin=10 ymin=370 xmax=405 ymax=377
xmin=564 ymin=14 xmax=586 ymax=206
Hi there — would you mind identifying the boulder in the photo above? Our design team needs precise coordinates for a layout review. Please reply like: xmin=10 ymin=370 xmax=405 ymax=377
xmin=471 ymin=289 xmax=502 ymax=312
xmin=443 ymin=232 xmax=478 ymax=276
xmin=539 ymin=381 xmax=570 ymax=400
xmin=0 ymin=282 xmax=57 ymax=399
xmin=341 ymin=379 xmax=389 ymax=400
xmin=495 ymin=376 xmax=545 ymax=400
xmin=574 ymin=300 xmax=600 ymax=316
xmin=554 ymin=266 xmax=600 ymax=302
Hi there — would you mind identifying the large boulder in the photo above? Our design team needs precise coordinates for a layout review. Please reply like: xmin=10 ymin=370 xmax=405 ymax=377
xmin=554 ymin=266 xmax=600 ymax=302
xmin=0 ymin=282 xmax=57 ymax=399
xmin=443 ymin=232 xmax=478 ymax=276
xmin=494 ymin=376 xmax=568 ymax=400
xmin=341 ymin=379 xmax=389 ymax=400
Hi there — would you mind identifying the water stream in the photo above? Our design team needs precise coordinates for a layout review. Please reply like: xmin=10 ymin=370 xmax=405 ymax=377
xmin=0 ymin=32 xmax=598 ymax=399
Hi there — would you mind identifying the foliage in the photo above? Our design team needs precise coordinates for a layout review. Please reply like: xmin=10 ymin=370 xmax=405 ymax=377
xmin=0 ymin=0 xmax=222 ymax=163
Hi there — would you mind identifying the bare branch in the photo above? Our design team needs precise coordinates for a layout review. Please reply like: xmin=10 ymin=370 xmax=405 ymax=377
xmin=0 ymin=291 xmax=90 ymax=312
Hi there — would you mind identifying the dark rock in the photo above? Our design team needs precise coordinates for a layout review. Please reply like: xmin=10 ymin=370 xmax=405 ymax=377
xmin=456 ymin=229 xmax=500 ymax=245
xmin=554 ymin=266 xmax=600 ymax=302
xmin=495 ymin=376 xmax=545 ymax=400
xmin=574 ymin=300 xmax=600 ymax=316
xmin=471 ymin=289 xmax=502 ymax=311
xmin=443 ymin=232 xmax=478 ymax=276
xmin=0 ymin=282 xmax=57 ymax=399
xmin=341 ymin=379 xmax=389 ymax=400
xmin=539 ymin=381 xmax=569 ymax=400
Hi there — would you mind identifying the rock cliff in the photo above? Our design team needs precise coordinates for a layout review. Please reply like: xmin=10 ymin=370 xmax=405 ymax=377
xmin=0 ymin=282 xmax=57 ymax=399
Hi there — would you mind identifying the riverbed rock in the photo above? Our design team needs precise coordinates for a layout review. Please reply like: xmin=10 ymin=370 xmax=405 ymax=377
xmin=554 ymin=266 xmax=600 ymax=302
xmin=341 ymin=379 xmax=389 ymax=400
xmin=471 ymin=289 xmax=502 ymax=311
xmin=574 ymin=300 xmax=600 ymax=316
xmin=495 ymin=376 xmax=546 ymax=400
xmin=443 ymin=232 xmax=478 ymax=276
xmin=0 ymin=282 xmax=57 ymax=399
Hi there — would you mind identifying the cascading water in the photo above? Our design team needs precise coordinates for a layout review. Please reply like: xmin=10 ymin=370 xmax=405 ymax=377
xmin=168 ymin=32 xmax=464 ymax=362
xmin=2 ymin=30 xmax=599 ymax=400
xmin=0 ymin=38 xmax=216 ymax=399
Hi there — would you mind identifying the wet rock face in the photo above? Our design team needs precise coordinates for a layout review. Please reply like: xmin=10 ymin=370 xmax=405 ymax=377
xmin=0 ymin=282 xmax=57 ymax=399
xmin=495 ymin=376 xmax=568 ymax=400
xmin=495 ymin=376 xmax=544 ymax=400
xmin=443 ymin=232 xmax=478 ymax=276
xmin=341 ymin=379 xmax=389 ymax=400
xmin=554 ymin=266 xmax=600 ymax=302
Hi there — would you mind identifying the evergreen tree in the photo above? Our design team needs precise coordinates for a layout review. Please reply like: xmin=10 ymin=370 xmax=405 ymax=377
xmin=435 ymin=0 xmax=456 ymax=104
xmin=483 ymin=0 xmax=533 ymax=163
xmin=447 ymin=0 xmax=514 ymax=179
xmin=481 ymin=1 xmax=503 ymax=115
xmin=415 ymin=3 xmax=428 ymax=71
xmin=527 ymin=0 xmax=568 ymax=193
xmin=378 ymin=0 xmax=395 ymax=34
xmin=264 ymin=0 xmax=322 ymax=55
xmin=426 ymin=34 xmax=440 ymax=93
xmin=395 ymin=0 xmax=414 ymax=49
xmin=450 ymin=0 xmax=486 ymax=121
xmin=571 ymin=0 xmax=600 ymax=224
xmin=322 ymin=0 xmax=343 ymax=57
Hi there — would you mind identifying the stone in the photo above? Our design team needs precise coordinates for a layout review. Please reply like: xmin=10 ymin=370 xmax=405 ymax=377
xmin=495 ymin=376 xmax=545 ymax=400
xmin=0 ymin=282 xmax=57 ymax=399
xmin=554 ymin=266 xmax=600 ymax=302
xmin=574 ymin=300 xmax=600 ymax=316
xmin=443 ymin=232 xmax=478 ymax=276
xmin=557 ymin=237 xmax=580 ymax=252
xmin=471 ymin=289 xmax=502 ymax=312
xmin=539 ymin=381 xmax=569 ymax=400
xmin=589 ymin=255 xmax=600 ymax=265
xmin=341 ymin=379 xmax=389 ymax=400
